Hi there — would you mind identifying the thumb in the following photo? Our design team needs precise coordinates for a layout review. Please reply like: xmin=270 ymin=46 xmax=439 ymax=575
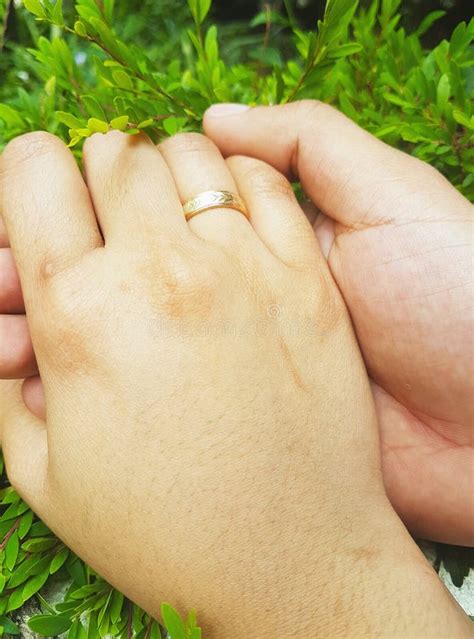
xmin=203 ymin=101 xmax=470 ymax=228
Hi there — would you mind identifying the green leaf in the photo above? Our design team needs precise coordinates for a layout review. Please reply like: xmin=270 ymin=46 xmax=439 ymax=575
xmin=51 ymin=0 xmax=64 ymax=26
xmin=5 ymin=531 xmax=19 ymax=571
xmin=197 ymin=0 xmax=212 ymax=24
xmin=415 ymin=10 xmax=446 ymax=37
xmin=22 ymin=537 xmax=56 ymax=553
xmin=28 ymin=615 xmax=72 ymax=636
xmin=50 ymin=546 xmax=69 ymax=574
xmin=23 ymin=0 xmax=46 ymax=18
xmin=328 ymin=42 xmax=362 ymax=58
xmin=110 ymin=115 xmax=129 ymax=130
xmin=8 ymin=555 xmax=51 ymax=589
xmin=112 ymin=70 xmax=133 ymax=90
xmin=436 ymin=74 xmax=450 ymax=113
xmin=22 ymin=570 xmax=49 ymax=601
xmin=449 ymin=22 xmax=469 ymax=59
xmin=87 ymin=118 xmax=109 ymax=133
xmin=453 ymin=109 xmax=474 ymax=130
xmin=109 ymin=590 xmax=124 ymax=623
xmin=161 ymin=603 xmax=186 ymax=639
xmin=74 ymin=20 xmax=88 ymax=37
xmin=0 ymin=616 xmax=21 ymax=635
xmin=6 ymin=588 xmax=27 ymax=613
xmin=18 ymin=510 xmax=34 ymax=539
xmin=56 ymin=111 xmax=83 ymax=129
xmin=67 ymin=558 xmax=87 ymax=586
xmin=137 ymin=118 xmax=153 ymax=128
xmin=81 ymin=95 xmax=107 ymax=120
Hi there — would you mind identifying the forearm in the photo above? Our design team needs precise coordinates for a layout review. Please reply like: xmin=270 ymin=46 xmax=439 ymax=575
xmin=190 ymin=500 xmax=471 ymax=638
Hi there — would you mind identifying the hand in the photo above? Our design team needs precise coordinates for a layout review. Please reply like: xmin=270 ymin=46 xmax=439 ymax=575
xmin=203 ymin=101 xmax=474 ymax=545
xmin=0 ymin=131 xmax=469 ymax=637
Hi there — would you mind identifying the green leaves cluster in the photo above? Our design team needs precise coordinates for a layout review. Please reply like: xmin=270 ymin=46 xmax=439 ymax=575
xmin=0 ymin=0 xmax=472 ymax=198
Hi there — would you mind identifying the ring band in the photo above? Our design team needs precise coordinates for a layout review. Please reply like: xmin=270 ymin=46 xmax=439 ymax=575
xmin=183 ymin=190 xmax=249 ymax=221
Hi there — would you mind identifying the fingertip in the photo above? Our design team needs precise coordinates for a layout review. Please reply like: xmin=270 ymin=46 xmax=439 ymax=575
xmin=0 ymin=315 xmax=37 ymax=379
xmin=204 ymin=103 xmax=251 ymax=120
xmin=0 ymin=248 xmax=24 ymax=313
xmin=0 ymin=216 xmax=9 ymax=248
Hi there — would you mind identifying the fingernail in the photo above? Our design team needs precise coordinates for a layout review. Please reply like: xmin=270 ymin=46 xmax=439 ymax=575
xmin=206 ymin=103 xmax=251 ymax=117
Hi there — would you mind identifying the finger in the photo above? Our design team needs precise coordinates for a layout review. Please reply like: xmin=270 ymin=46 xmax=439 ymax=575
xmin=0 ymin=216 xmax=8 ymax=247
xmin=159 ymin=133 xmax=254 ymax=248
xmin=0 ymin=380 xmax=48 ymax=511
xmin=226 ymin=156 xmax=321 ymax=268
xmin=0 ymin=132 xmax=103 ymax=309
xmin=83 ymin=131 xmax=188 ymax=246
xmin=22 ymin=375 xmax=46 ymax=421
xmin=0 ymin=248 xmax=24 ymax=313
xmin=204 ymin=102 xmax=472 ymax=228
xmin=0 ymin=315 xmax=37 ymax=378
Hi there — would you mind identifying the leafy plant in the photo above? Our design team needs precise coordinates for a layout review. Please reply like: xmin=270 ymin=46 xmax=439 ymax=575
xmin=0 ymin=0 xmax=473 ymax=635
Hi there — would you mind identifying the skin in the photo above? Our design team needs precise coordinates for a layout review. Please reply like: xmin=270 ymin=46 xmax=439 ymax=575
xmin=0 ymin=129 xmax=471 ymax=638
xmin=202 ymin=101 xmax=474 ymax=545
xmin=1 ymin=103 xmax=472 ymax=546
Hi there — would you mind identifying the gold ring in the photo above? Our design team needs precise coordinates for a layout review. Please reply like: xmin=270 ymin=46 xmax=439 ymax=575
xmin=183 ymin=190 xmax=249 ymax=222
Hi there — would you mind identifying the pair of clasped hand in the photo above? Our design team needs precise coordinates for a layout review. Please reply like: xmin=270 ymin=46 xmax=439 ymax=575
xmin=0 ymin=100 xmax=472 ymax=637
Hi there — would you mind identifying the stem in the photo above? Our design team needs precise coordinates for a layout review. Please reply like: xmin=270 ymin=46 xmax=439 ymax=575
xmin=0 ymin=0 xmax=11 ymax=52
xmin=64 ymin=26 xmax=199 ymax=119
xmin=127 ymin=602 xmax=133 ymax=639
xmin=0 ymin=519 xmax=19 ymax=550
xmin=263 ymin=3 xmax=272 ymax=50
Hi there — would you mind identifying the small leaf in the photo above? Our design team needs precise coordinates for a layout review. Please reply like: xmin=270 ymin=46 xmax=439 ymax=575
xmin=415 ymin=10 xmax=446 ymax=37
xmin=23 ymin=0 xmax=46 ymax=18
xmin=110 ymin=115 xmax=129 ymax=130
xmin=18 ymin=510 xmax=34 ymax=539
xmin=56 ymin=111 xmax=83 ymax=129
xmin=328 ymin=42 xmax=362 ymax=58
xmin=109 ymin=590 xmax=124 ymax=623
xmin=161 ymin=603 xmax=186 ymax=639
xmin=436 ymin=74 xmax=450 ymax=113
xmin=5 ymin=531 xmax=19 ymax=571
xmin=51 ymin=0 xmax=64 ymax=25
xmin=81 ymin=95 xmax=107 ymax=120
xmin=50 ymin=547 xmax=69 ymax=574
xmin=112 ymin=70 xmax=133 ymax=90
xmin=453 ymin=109 xmax=474 ymax=130
xmin=137 ymin=118 xmax=153 ymax=128
xmin=0 ymin=616 xmax=21 ymax=635
xmin=22 ymin=570 xmax=49 ymax=601
xmin=74 ymin=20 xmax=87 ymax=37
xmin=28 ymin=614 xmax=72 ymax=636
xmin=87 ymin=118 xmax=109 ymax=133
xmin=22 ymin=537 xmax=56 ymax=553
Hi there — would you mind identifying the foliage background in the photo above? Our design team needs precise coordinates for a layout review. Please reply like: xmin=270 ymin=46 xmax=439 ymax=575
xmin=0 ymin=0 xmax=473 ymax=636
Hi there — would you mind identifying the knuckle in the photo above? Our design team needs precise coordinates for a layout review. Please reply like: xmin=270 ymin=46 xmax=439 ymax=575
xmin=32 ymin=273 xmax=101 ymax=372
xmin=141 ymin=247 xmax=219 ymax=320
xmin=2 ymin=131 xmax=63 ymax=168
xmin=162 ymin=132 xmax=216 ymax=156
xmin=305 ymin=272 xmax=347 ymax=331
xmin=293 ymin=99 xmax=328 ymax=120
xmin=84 ymin=129 xmax=132 ymax=155
xmin=232 ymin=156 xmax=295 ymax=200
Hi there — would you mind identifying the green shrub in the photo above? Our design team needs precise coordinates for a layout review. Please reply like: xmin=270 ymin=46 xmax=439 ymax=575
xmin=0 ymin=0 xmax=473 ymax=637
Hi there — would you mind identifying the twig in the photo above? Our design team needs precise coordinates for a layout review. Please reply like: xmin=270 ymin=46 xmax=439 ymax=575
xmin=0 ymin=519 xmax=20 ymax=550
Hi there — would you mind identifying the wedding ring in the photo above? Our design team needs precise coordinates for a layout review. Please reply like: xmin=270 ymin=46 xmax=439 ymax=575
xmin=183 ymin=190 xmax=249 ymax=221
